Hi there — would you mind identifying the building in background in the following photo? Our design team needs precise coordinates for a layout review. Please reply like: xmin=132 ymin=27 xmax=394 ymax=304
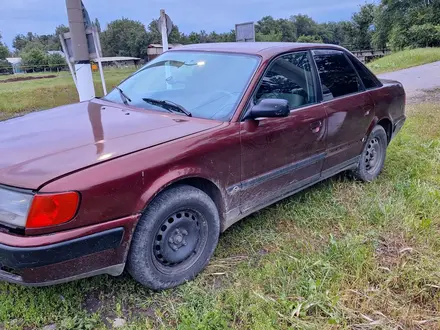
xmin=5 ymin=58 xmax=23 ymax=74
xmin=147 ymin=44 xmax=182 ymax=61
xmin=47 ymin=50 xmax=65 ymax=57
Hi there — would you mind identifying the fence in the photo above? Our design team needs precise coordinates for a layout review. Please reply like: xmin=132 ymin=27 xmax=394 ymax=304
xmin=0 ymin=62 xmax=143 ymax=76
xmin=0 ymin=64 xmax=70 ymax=75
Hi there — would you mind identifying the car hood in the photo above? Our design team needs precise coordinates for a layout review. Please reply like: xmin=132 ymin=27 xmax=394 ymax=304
xmin=0 ymin=99 xmax=222 ymax=189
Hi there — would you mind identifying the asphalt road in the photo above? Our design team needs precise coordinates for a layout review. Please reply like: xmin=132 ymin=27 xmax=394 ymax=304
xmin=378 ymin=61 xmax=440 ymax=99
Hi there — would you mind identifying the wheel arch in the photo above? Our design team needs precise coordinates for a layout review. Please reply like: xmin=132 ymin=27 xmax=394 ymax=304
xmin=138 ymin=175 xmax=227 ymax=230
xmin=367 ymin=116 xmax=393 ymax=144
xmin=377 ymin=118 xmax=393 ymax=144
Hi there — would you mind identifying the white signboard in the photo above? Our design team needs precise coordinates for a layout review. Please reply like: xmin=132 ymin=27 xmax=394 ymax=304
xmin=236 ymin=22 xmax=255 ymax=42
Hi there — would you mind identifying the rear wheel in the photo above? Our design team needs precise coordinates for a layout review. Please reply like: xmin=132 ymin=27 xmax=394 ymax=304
xmin=127 ymin=185 xmax=220 ymax=290
xmin=353 ymin=125 xmax=388 ymax=182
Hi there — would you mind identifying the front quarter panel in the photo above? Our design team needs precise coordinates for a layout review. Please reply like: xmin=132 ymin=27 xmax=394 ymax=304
xmin=30 ymin=123 xmax=241 ymax=236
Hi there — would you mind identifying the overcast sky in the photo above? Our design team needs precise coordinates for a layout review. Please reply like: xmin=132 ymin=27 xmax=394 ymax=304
xmin=1 ymin=0 xmax=370 ymax=49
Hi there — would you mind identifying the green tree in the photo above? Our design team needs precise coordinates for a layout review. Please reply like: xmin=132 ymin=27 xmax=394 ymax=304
xmin=21 ymin=47 xmax=48 ymax=72
xmin=0 ymin=59 xmax=12 ymax=74
xmin=0 ymin=32 xmax=11 ymax=73
xmin=187 ymin=32 xmax=202 ymax=44
xmin=277 ymin=19 xmax=297 ymax=41
xmin=13 ymin=26 xmax=67 ymax=53
xmin=101 ymin=18 xmax=149 ymax=58
xmin=297 ymin=35 xmax=323 ymax=43
xmin=256 ymin=31 xmax=282 ymax=42
xmin=0 ymin=35 xmax=9 ymax=59
xmin=350 ymin=3 xmax=376 ymax=50
xmin=317 ymin=21 xmax=351 ymax=45
xmin=13 ymin=34 xmax=30 ymax=51
xmin=147 ymin=19 xmax=186 ymax=44
xmin=198 ymin=30 xmax=208 ymax=43
xmin=94 ymin=18 xmax=101 ymax=33
xmin=0 ymin=46 xmax=8 ymax=59
xmin=47 ymin=53 xmax=67 ymax=71
xmin=408 ymin=23 xmax=440 ymax=47
xmin=290 ymin=14 xmax=318 ymax=37
xmin=255 ymin=16 xmax=296 ymax=42
xmin=218 ymin=30 xmax=236 ymax=42
xmin=372 ymin=0 xmax=440 ymax=49
xmin=55 ymin=25 xmax=69 ymax=36
xmin=255 ymin=16 xmax=280 ymax=35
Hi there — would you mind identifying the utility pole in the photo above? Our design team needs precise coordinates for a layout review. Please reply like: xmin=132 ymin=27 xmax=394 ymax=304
xmin=65 ymin=0 xmax=95 ymax=101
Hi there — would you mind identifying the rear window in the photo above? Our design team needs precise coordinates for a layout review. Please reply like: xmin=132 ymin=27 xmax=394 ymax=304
xmin=349 ymin=55 xmax=378 ymax=89
xmin=313 ymin=50 xmax=362 ymax=100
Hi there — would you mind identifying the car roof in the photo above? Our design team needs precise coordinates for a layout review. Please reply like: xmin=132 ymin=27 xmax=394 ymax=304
xmin=169 ymin=42 xmax=346 ymax=59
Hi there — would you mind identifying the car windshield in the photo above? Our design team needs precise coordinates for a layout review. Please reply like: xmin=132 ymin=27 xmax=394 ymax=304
xmin=104 ymin=51 xmax=260 ymax=121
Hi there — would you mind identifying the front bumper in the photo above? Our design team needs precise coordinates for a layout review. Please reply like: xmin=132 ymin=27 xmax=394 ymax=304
xmin=0 ymin=214 xmax=139 ymax=286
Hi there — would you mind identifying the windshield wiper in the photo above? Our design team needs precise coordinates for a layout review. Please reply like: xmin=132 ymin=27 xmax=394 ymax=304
xmin=142 ymin=98 xmax=192 ymax=117
xmin=115 ymin=87 xmax=132 ymax=105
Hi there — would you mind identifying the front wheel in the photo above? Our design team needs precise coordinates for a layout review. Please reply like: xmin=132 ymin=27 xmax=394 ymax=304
xmin=127 ymin=185 xmax=220 ymax=290
xmin=353 ymin=125 xmax=388 ymax=182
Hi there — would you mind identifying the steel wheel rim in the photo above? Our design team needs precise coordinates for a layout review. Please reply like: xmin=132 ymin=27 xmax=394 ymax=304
xmin=364 ymin=137 xmax=383 ymax=174
xmin=152 ymin=209 xmax=208 ymax=274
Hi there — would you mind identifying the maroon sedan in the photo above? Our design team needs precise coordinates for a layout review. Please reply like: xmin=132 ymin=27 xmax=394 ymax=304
xmin=0 ymin=43 xmax=405 ymax=290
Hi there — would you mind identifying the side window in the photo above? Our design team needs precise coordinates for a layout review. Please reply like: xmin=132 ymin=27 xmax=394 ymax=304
xmin=256 ymin=51 xmax=317 ymax=110
xmin=348 ymin=55 xmax=379 ymax=89
xmin=313 ymin=50 xmax=362 ymax=101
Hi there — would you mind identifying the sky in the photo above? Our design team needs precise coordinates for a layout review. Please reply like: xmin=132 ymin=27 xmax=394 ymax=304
xmin=1 ymin=0 xmax=370 ymax=49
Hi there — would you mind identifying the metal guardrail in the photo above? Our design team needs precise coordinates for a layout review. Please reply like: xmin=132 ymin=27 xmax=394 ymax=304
xmin=351 ymin=49 xmax=392 ymax=63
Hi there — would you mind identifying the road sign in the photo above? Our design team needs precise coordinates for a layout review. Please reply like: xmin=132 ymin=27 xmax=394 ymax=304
xmin=61 ymin=27 xmax=101 ymax=62
xmin=236 ymin=22 xmax=255 ymax=42
xmin=157 ymin=12 xmax=173 ymax=37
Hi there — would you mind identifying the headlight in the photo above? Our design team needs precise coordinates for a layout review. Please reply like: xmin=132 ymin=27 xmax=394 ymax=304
xmin=0 ymin=187 xmax=33 ymax=228
xmin=0 ymin=187 xmax=80 ymax=229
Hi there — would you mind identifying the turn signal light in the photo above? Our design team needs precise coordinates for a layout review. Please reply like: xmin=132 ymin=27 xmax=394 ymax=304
xmin=26 ymin=192 xmax=80 ymax=229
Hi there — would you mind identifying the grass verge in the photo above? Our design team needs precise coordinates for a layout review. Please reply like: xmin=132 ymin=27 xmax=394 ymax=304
xmin=0 ymin=94 xmax=439 ymax=328
xmin=0 ymin=69 xmax=134 ymax=120
xmin=368 ymin=47 xmax=440 ymax=74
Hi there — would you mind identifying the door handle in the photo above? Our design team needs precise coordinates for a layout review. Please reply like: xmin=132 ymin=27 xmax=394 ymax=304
xmin=310 ymin=120 xmax=323 ymax=133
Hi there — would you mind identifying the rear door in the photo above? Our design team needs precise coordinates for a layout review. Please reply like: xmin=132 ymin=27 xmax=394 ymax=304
xmin=312 ymin=49 xmax=375 ymax=175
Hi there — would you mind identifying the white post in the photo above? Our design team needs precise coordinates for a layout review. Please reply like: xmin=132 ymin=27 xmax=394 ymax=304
xmin=75 ymin=63 xmax=95 ymax=100
xmin=92 ymin=28 xmax=107 ymax=95
xmin=160 ymin=9 xmax=171 ymax=89
xmin=66 ymin=0 xmax=95 ymax=102
xmin=160 ymin=9 xmax=169 ymax=52
xmin=59 ymin=34 xmax=78 ymax=89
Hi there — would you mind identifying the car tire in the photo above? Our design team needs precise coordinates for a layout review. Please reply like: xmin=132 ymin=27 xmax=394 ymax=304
xmin=353 ymin=125 xmax=388 ymax=182
xmin=127 ymin=184 xmax=220 ymax=290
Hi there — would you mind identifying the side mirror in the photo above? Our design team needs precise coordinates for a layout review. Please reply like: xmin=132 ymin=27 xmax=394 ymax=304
xmin=245 ymin=99 xmax=290 ymax=120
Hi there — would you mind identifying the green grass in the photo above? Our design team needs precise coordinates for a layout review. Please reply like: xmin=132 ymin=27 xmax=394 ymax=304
xmin=0 ymin=69 xmax=134 ymax=120
xmin=1 ymin=72 xmax=440 ymax=329
xmin=368 ymin=47 xmax=440 ymax=74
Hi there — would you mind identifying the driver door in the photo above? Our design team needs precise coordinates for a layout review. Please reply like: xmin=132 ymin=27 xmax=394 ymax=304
xmin=239 ymin=51 xmax=327 ymax=213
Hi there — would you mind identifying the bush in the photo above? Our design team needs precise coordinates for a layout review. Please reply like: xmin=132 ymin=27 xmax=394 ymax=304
xmin=389 ymin=26 xmax=409 ymax=51
xmin=408 ymin=24 xmax=440 ymax=48
xmin=256 ymin=31 xmax=282 ymax=42
xmin=47 ymin=53 xmax=67 ymax=71
xmin=0 ymin=59 xmax=13 ymax=74
xmin=0 ymin=44 xmax=9 ymax=60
